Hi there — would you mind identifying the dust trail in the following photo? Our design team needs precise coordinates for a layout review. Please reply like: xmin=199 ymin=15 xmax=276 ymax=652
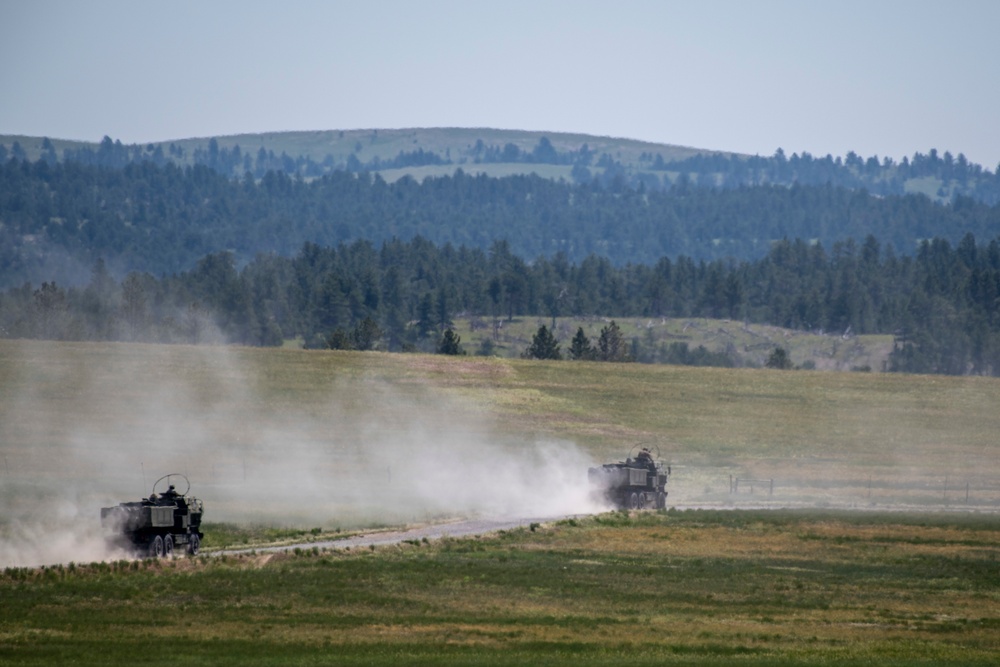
xmin=0 ymin=340 xmax=602 ymax=567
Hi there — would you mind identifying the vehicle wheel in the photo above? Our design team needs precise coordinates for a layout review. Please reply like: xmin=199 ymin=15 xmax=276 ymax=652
xmin=163 ymin=535 xmax=174 ymax=558
xmin=188 ymin=533 xmax=200 ymax=556
xmin=657 ymin=492 xmax=666 ymax=509
xmin=628 ymin=492 xmax=639 ymax=510
xmin=637 ymin=493 xmax=646 ymax=509
xmin=149 ymin=535 xmax=164 ymax=559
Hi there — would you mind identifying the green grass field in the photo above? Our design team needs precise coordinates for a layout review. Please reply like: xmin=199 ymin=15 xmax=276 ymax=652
xmin=2 ymin=510 xmax=998 ymax=666
xmin=1 ymin=340 xmax=998 ymax=664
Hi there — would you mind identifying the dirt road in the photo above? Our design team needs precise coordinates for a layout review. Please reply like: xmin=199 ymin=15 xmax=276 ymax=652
xmin=216 ymin=514 xmax=571 ymax=556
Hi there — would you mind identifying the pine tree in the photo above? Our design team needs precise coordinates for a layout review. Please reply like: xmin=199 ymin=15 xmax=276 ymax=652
xmin=120 ymin=273 xmax=148 ymax=342
xmin=438 ymin=328 xmax=464 ymax=355
xmin=766 ymin=347 xmax=793 ymax=369
xmin=436 ymin=288 xmax=453 ymax=331
xmin=597 ymin=320 xmax=629 ymax=362
xmin=524 ymin=325 xmax=562 ymax=360
xmin=415 ymin=293 xmax=435 ymax=339
xmin=569 ymin=327 xmax=594 ymax=360
xmin=327 ymin=327 xmax=353 ymax=350
xmin=351 ymin=316 xmax=382 ymax=351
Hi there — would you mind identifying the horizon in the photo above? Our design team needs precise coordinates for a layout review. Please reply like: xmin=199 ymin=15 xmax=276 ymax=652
xmin=2 ymin=1 xmax=999 ymax=169
xmin=2 ymin=125 xmax=993 ymax=172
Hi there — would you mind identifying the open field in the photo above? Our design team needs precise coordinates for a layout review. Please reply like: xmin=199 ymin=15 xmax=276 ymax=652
xmin=2 ymin=339 xmax=999 ymax=664
xmin=2 ymin=510 xmax=998 ymax=666
xmin=2 ymin=339 xmax=998 ymax=547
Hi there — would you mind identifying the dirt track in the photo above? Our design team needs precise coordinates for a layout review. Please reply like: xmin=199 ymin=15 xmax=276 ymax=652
xmin=212 ymin=497 xmax=1000 ymax=558
xmin=216 ymin=514 xmax=572 ymax=556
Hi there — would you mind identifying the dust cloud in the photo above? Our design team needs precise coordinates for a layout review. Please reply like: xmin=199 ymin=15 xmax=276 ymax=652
xmin=0 ymin=339 xmax=603 ymax=568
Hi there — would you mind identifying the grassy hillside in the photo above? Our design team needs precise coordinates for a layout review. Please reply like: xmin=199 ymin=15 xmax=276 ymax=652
xmin=4 ymin=129 xmax=986 ymax=204
xmin=0 ymin=127 xmax=717 ymax=176
xmin=448 ymin=315 xmax=894 ymax=371
xmin=1 ymin=339 xmax=996 ymax=532
xmin=0 ymin=134 xmax=96 ymax=159
xmin=190 ymin=127 xmax=713 ymax=167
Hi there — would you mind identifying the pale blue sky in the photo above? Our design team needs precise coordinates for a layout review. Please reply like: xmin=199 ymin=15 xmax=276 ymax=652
xmin=3 ymin=0 xmax=999 ymax=168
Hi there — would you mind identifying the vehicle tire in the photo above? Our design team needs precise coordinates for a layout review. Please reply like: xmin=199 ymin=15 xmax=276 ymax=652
xmin=163 ymin=535 xmax=174 ymax=559
xmin=657 ymin=492 xmax=666 ymax=509
xmin=150 ymin=535 xmax=164 ymax=559
xmin=628 ymin=492 xmax=639 ymax=510
xmin=188 ymin=533 xmax=200 ymax=556
xmin=637 ymin=493 xmax=646 ymax=510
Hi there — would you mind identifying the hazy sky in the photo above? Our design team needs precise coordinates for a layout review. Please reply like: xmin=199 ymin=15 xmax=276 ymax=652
xmin=3 ymin=0 xmax=999 ymax=168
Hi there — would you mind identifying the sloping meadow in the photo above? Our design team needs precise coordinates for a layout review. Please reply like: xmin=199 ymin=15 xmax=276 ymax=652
xmin=2 ymin=339 xmax=999 ymax=567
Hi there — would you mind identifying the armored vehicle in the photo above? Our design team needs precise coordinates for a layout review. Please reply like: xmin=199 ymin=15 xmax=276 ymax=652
xmin=101 ymin=473 xmax=204 ymax=558
xmin=588 ymin=446 xmax=669 ymax=510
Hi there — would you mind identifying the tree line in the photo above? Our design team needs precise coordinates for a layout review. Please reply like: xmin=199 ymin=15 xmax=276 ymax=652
xmin=3 ymin=157 xmax=999 ymax=290
xmin=3 ymin=233 xmax=999 ymax=375
xmin=5 ymin=134 xmax=998 ymax=204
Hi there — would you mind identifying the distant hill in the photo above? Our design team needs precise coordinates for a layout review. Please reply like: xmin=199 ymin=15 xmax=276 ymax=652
xmin=0 ymin=127 xmax=714 ymax=172
xmin=2 ymin=128 xmax=998 ymax=205
xmin=2 ymin=129 xmax=998 ymax=376
xmin=3 ymin=156 xmax=999 ymax=290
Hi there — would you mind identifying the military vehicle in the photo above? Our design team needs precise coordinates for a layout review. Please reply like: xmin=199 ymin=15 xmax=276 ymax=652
xmin=588 ymin=446 xmax=670 ymax=510
xmin=101 ymin=473 xmax=204 ymax=558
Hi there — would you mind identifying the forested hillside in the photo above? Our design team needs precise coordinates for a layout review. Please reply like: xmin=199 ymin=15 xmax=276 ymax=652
xmin=3 ymin=137 xmax=999 ymax=376
xmin=3 ymin=233 xmax=998 ymax=375
xmin=4 ymin=129 xmax=998 ymax=204
xmin=2 ymin=158 xmax=999 ymax=289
